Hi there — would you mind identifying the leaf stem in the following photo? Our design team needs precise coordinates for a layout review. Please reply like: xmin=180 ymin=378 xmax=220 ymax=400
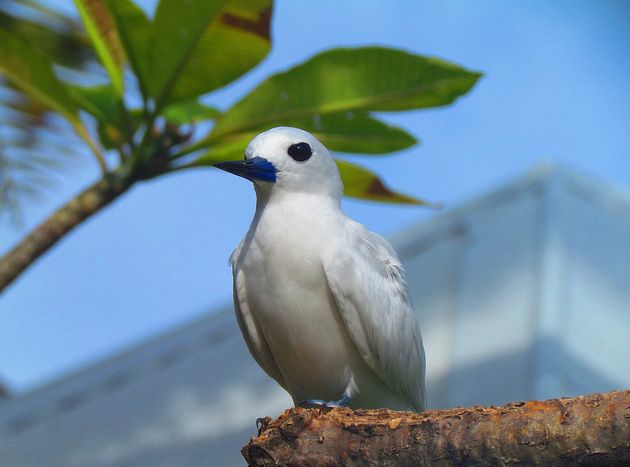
xmin=75 ymin=123 xmax=109 ymax=173
xmin=169 ymin=140 xmax=209 ymax=161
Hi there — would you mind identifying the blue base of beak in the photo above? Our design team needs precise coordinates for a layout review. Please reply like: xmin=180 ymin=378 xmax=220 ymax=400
xmin=213 ymin=157 xmax=277 ymax=183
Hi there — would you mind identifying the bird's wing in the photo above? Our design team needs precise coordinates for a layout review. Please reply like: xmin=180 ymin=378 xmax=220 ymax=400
xmin=323 ymin=222 xmax=426 ymax=411
xmin=231 ymin=245 xmax=288 ymax=390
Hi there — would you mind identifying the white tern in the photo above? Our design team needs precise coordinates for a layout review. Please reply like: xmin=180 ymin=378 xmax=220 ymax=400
xmin=214 ymin=127 xmax=426 ymax=411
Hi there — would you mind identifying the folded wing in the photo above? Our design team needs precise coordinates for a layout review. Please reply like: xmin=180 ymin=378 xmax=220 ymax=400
xmin=323 ymin=222 xmax=426 ymax=411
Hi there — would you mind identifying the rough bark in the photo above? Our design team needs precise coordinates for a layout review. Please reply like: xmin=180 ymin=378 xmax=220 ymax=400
xmin=0 ymin=172 xmax=132 ymax=292
xmin=243 ymin=390 xmax=630 ymax=466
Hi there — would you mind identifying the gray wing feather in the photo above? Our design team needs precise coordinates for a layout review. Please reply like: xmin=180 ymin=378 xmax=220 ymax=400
xmin=323 ymin=222 xmax=426 ymax=411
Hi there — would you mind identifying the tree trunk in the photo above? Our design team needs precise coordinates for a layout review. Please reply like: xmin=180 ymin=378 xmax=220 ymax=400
xmin=0 ymin=172 xmax=132 ymax=292
xmin=243 ymin=390 xmax=630 ymax=466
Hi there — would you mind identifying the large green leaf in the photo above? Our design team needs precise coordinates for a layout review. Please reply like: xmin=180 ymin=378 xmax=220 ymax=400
xmin=107 ymin=0 xmax=151 ymax=98
xmin=148 ymin=0 xmax=272 ymax=108
xmin=166 ymin=0 xmax=273 ymax=105
xmin=148 ymin=0 xmax=226 ymax=107
xmin=74 ymin=0 xmax=126 ymax=95
xmin=0 ymin=29 xmax=79 ymax=125
xmin=336 ymin=160 xmax=427 ymax=205
xmin=275 ymin=112 xmax=416 ymax=154
xmin=211 ymin=47 xmax=481 ymax=138
xmin=198 ymin=111 xmax=416 ymax=157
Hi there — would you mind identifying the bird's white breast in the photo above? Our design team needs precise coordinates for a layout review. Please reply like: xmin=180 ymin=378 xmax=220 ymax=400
xmin=235 ymin=197 xmax=365 ymax=401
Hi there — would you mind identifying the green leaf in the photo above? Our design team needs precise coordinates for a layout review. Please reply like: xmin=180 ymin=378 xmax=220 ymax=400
xmin=69 ymin=84 xmax=120 ymax=124
xmin=0 ymin=8 xmax=90 ymax=69
xmin=166 ymin=0 xmax=273 ymax=105
xmin=199 ymin=112 xmax=415 ymax=156
xmin=107 ymin=0 xmax=152 ymax=99
xmin=194 ymin=136 xmax=250 ymax=166
xmin=0 ymin=29 xmax=79 ymax=125
xmin=276 ymin=112 xmax=417 ymax=154
xmin=148 ymin=0 xmax=227 ymax=107
xmin=336 ymin=160 xmax=427 ymax=205
xmin=70 ymin=85 xmax=145 ymax=151
xmin=212 ymin=47 xmax=482 ymax=138
xmin=162 ymin=100 xmax=220 ymax=124
xmin=74 ymin=0 xmax=126 ymax=95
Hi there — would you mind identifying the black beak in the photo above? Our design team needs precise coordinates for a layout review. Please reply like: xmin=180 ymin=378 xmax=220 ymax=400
xmin=213 ymin=157 xmax=277 ymax=183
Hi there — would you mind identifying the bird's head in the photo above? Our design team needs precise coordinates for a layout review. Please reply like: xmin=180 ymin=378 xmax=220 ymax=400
xmin=213 ymin=127 xmax=343 ymax=201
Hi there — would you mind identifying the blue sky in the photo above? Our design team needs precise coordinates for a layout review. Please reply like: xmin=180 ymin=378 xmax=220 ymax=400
xmin=1 ymin=0 xmax=629 ymax=392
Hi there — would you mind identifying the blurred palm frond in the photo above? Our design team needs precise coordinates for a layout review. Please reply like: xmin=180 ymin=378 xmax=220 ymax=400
xmin=0 ymin=0 xmax=94 ymax=224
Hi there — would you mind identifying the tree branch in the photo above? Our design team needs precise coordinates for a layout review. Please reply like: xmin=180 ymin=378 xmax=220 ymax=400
xmin=243 ymin=390 xmax=630 ymax=466
xmin=0 ymin=171 xmax=132 ymax=292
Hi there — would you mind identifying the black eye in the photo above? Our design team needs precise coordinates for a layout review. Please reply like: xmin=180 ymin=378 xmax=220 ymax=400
xmin=287 ymin=142 xmax=312 ymax=162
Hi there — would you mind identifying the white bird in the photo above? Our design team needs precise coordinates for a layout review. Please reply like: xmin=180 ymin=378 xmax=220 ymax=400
xmin=214 ymin=127 xmax=426 ymax=412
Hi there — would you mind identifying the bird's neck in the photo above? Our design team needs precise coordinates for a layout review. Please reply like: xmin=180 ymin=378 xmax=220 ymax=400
xmin=255 ymin=185 xmax=341 ymax=211
xmin=253 ymin=187 xmax=343 ymax=228
xmin=247 ymin=190 xmax=346 ymax=256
